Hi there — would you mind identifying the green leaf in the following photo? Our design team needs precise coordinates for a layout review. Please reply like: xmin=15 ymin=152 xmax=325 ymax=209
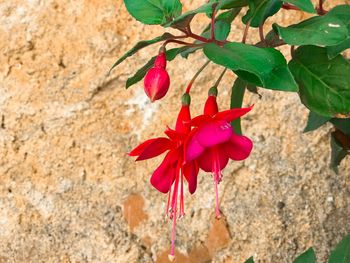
xmin=242 ymin=0 xmax=283 ymax=27
xmin=293 ymin=248 xmax=316 ymax=263
xmin=289 ymin=46 xmax=350 ymax=117
xmin=330 ymin=119 xmax=350 ymax=136
xmin=110 ymin=33 xmax=174 ymax=73
xmin=126 ymin=47 xmax=188 ymax=88
xmin=181 ymin=9 xmax=241 ymax=58
xmin=273 ymin=5 xmax=350 ymax=46
xmin=327 ymin=38 xmax=350 ymax=59
xmin=329 ymin=234 xmax=350 ymax=263
xmin=330 ymin=133 xmax=348 ymax=173
xmin=164 ymin=2 xmax=213 ymax=29
xmin=231 ymin=78 xmax=247 ymax=135
xmin=304 ymin=111 xmax=331 ymax=132
xmin=203 ymin=42 xmax=298 ymax=91
xmin=245 ymin=256 xmax=254 ymax=263
xmin=161 ymin=0 xmax=182 ymax=18
xmin=218 ymin=0 xmax=248 ymax=9
xmin=124 ymin=0 xmax=182 ymax=25
xmin=283 ymin=0 xmax=315 ymax=14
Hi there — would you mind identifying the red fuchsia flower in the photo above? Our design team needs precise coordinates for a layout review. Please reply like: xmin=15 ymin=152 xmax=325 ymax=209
xmin=185 ymin=87 xmax=253 ymax=219
xmin=143 ymin=49 xmax=170 ymax=102
xmin=129 ymin=94 xmax=198 ymax=261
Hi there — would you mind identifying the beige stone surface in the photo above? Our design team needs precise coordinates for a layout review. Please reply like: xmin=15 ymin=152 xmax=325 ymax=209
xmin=0 ymin=0 xmax=349 ymax=262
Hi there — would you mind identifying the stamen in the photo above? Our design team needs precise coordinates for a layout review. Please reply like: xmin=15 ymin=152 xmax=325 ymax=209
xmin=166 ymin=188 xmax=171 ymax=218
xmin=169 ymin=165 xmax=180 ymax=261
xmin=179 ymin=172 xmax=185 ymax=218
xmin=212 ymin=147 xmax=221 ymax=219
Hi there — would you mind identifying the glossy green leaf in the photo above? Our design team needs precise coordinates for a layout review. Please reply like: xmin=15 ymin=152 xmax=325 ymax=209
xmin=204 ymin=42 xmax=298 ymax=91
xmin=283 ymin=0 xmax=316 ymax=14
xmin=231 ymin=78 xmax=247 ymax=135
xmin=242 ymin=0 xmax=283 ymax=27
xmin=293 ymin=248 xmax=316 ymax=263
xmin=273 ymin=5 xmax=350 ymax=46
xmin=330 ymin=131 xmax=348 ymax=173
xmin=126 ymin=47 xmax=188 ymax=88
xmin=164 ymin=3 xmax=213 ymax=29
xmin=289 ymin=46 xmax=350 ymax=117
xmin=327 ymin=38 xmax=350 ymax=59
xmin=124 ymin=0 xmax=182 ymax=25
xmin=245 ymin=256 xmax=254 ymax=263
xmin=161 ymin=0 xmax=182 ymax=18
xmin=218 ymin=0 xmax=248 ymax=9
xmin=330 ymin=119 xmax=350 ymax=136
xmin=329 ymin=234 xmax=350 ymax=263
xmin=304 ymin=111 xmax=331 ymax=132
xmin=181 ymin=9 xmax=241 ymax=58
xmin=110 ymin=33 xmax=174 ymax=73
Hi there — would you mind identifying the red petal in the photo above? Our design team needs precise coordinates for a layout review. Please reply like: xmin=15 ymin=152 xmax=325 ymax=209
xmin=164 ymin=127 xmax=183 ymax=141
xmin=188 ymin=115 xmax=211 ymax=127
xmin=183 ymin=161 xmax=199 ymax=194
xmin=150 ymin=150 xmax=178 ymax=193
xmin=129 ymin=137 xmax=172 ymax=161
xmin=214 ymin=105 xmax=253 ymax=122
xmin=198 ymin=147 xmax=229 ymax=173
xmin=184 ymin=128 xmax=205 ymax=162
xmin=129 ymin=139 xmax=154 ymax=156
xmin=225 ymin=133 xmax=253 ymax=161
xmin=196 ymin=120 xmax=232 ymax=148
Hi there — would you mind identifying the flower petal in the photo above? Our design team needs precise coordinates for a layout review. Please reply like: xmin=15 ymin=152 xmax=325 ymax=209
xmin=164 ymin=127 xmax=184 ymax=141
xmin=183 ymin=161 xmax=199 ymax=194
xmin=150 ymin=150 xmax=177 ymax=193
xmin=196 ymin=120 xmax=232 ymax=148
xmin=198 ymin=148 xmax=229 ymax=173
xmin=225 ymin=133 xmax=253 ymax=161
xmin=213 ymin=105 xmax=253 ymax=122
xmin=188 ymin=115 xmax=211 ymax=127
xmin=134 ymin=138 xmax=172 ymax=161
xmin=185 ymin=128 xmax=206 ymax=162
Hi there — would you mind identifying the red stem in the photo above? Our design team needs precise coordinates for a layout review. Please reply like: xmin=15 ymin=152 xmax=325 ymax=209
xmin=242 ymin=20 xmax=251 ymax=44
xmin=185 ymin=60 xmax=210 ymax=94
xmin=282 ymin=3 xmax=301 ymax=11
xmin=259 ymin=24 xmax=265 ymax=44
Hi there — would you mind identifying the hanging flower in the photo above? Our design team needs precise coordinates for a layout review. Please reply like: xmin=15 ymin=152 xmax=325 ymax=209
xmin=143 ymin=49 xmax=170 ymax=102
xmin=129 ymin=93 xmax=198 ymax=261
xmin=185 ymin=87 xmax=253 ymax=219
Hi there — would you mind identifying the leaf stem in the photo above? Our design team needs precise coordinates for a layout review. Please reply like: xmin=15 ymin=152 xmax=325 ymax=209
xmin=242 ymin=20 xmax=251 ymax=44
xmin=259 ymin=24 xmax=265 ymax=45
xmin=212 ymin=68 xmax=227 ymax=89
xmin=185 ymin=60 xmax=210 ymax=94
xmin=282 ymin=3 xmax=301 ymax=11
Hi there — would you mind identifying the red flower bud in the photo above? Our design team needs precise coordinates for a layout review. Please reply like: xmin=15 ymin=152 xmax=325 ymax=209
xmin=144 ymin=52 xmax=170 ymax=102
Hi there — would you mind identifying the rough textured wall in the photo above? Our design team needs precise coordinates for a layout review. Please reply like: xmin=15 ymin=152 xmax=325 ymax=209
xmin=0 ymin=0 xmax=349 ymax=262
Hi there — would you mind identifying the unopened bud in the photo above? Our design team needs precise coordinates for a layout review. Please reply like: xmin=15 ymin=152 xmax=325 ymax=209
xmin=144 ymin=67 xmax=170 ymax=102
xmin=143 ymin=51 xmax=170 ymax=102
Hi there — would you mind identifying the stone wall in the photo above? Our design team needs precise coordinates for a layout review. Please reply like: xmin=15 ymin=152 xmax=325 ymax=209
xmin=0 ymin=0 xmax=349 ymax=262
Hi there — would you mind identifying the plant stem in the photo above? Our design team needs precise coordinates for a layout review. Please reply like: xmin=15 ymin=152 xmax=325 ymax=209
xmin=163 ymin=39 xmax=204 ymax=48
xmin=213 ymin=68 xmax=227 ymax=89
xmin=185 ymin=60 xmax=210 ymax=94
xmin=242 ymin=20 xmax=251 ymax=44
xmin=259 ymin=24 xmax=265 ymax=44
xmin=282 ymin=3 xmax=301 ymax=11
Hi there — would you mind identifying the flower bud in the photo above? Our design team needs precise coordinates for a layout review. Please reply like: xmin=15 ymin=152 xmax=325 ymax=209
xmin=144 ymin=51 xmax=170 ymax=102
xmin=144 ymin=67 xmax=170 ymax=102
